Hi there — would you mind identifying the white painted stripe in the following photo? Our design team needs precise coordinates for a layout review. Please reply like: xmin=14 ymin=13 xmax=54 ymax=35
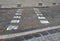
xmin=16 ymin=10 xmax=19 ymax=12
xmin=18 ymin=9 xmax=23 ymax=11
xmin=35 ymin=11 xmax=41 ymax=13
xmin=34 ymin=9 xmax=38 ymax=12
xmin=40 ymin=20 xmax=49 ymax=23
xmin=15 ymin=13 xmax=22 ymax=15
xmin=34 ymin=10 xmax=39 ymax=11
xmin=7 ymin=25 xmax=18 ymax=30
xmin=37 ymin=14 xmax=43 ymax=16
xmin=38 ymin=17 xmax=46 ymax=19
xmin=13 ymin=16 xmax=21 ymax=19
xmin=16 ymin=10 xmax=22 ymax=12
xmin=34 ymin=8 xmax=38 ymax=11
xmin=13 ymin=26 xmax=18 ymax=30
xmin=1 ymin=26 xmax=60 ymax=39
xmin=11 ymin=20 xmax=20 ymax=23
xmin=34 ymin=8 xmax=41 ymax=13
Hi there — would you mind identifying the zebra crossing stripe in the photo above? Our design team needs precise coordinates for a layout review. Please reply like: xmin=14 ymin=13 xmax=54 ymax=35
xmin=37 ymin=14 xmax=43 ymax=16
xmin=34 ymin=8 xmax=39 ymax=11
xmin=35 ymin=11 xmax=41 ymax=13
xmin=7 ymin=25 xmax=18 ymax=30
xmin=34 ymin=8 xmax=41 ymax=13
xmin=18 ymin=9 xmax=23 ymax=11
xmin=11 ymin=20 xmax=20 ymax=23
xmin=38 ymin=16 xmax=46 ymax=19
xmin=40 ymin=20 xmax=49 ymax=24
xmin=16 ymin=10 xmax=22 ymax=12
xmin=15 ymin=13 xmax=22 ymax=15
xmin=16 ymin=9 xmax=23 ymax=12
xmin=13 ymin=16 xmax=21 ymax=19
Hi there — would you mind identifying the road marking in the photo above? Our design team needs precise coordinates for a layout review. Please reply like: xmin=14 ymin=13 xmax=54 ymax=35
xmin=34 ymin=8 xmax=38 ymax=11
xmin=6 ymin=9 xmax=23 ymax=31
xmin=15 ymin=13 xmax=22 ymax=15
xmin=34 ymin=8 xmax=41 ymax=13
xmin=40 ymin=20 xmax=49 ymax=23
xmin=11 ymin=20 xmax=20 ymax=23
xmin=16 ymin=10 xmax=22 ymax=13
xmin=37 ymin=14 xmax=43 ymax=16
xmin=13 ymin=16 xmax=21 ymax=19
xmin=35 ymin=11 xmax=41 ymax=13
xmin=34 ymin=8 xmax=50 ymax=24
xmin=38 ymin=16 xmax=46 ymax=19
xmin=6 ymin=25 xmax=18 ymax=30
xmin=16 ymin=9 xmax=23 ymax=12
xmin=18 ymin=9 xmax=23 ymax=11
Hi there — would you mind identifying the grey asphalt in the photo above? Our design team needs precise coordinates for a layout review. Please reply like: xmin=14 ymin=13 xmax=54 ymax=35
xmin=0 ymin=6 xmax=60 ymax=41
xmin=0 ymin=6 xmax=60 ymax=35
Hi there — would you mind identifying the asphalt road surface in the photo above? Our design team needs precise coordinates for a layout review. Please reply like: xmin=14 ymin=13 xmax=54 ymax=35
xmin=0 ymin=6 xmax=60 ymax=41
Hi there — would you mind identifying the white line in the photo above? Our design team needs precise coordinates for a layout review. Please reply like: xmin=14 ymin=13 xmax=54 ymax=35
xmin=38 ymin=17 xmax=46 ymax=19
xmin=35 ymin=11 xmax=41 ymax=13
xmin=16 ymin=9 xmax=23 ymax=12
xmin=40 ymin=20 xmax=49 ymax=24
xmin=18 ymin=9 xmax=23 ymax=11
xmin=11 ymin=20 xmax=20 ymax=23
xmin=15 ymin=13 xmax=22 ymax=15
xmin=1 ymin=26 xmax=60 ymax=39
xmin=6 ymin=25 xmax=18 ymax=30
xmin=34 ymin=10 xmax=39 ymax=12
xmin=16 ymin=10 xmax=22 ymax=13
xmin=34 ymin=8 xmax=38 ymax=10
xmin=13 ymin=16 xmax=21 ymax=19
xmin=34 ymin=8 xmax=41 ymax=13
xmin=37 ymin=14 xmax=43 ymax=16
